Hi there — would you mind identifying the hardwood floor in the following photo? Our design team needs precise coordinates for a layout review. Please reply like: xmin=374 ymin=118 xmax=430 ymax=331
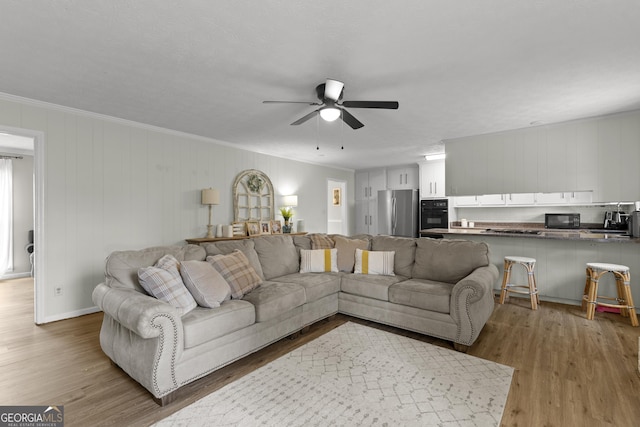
xmin=1 ymin=277 xmax=639 ymax=426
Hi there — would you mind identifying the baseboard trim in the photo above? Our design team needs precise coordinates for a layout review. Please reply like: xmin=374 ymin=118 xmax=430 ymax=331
xmin=40 ymin=306 xmax=101 ymax=325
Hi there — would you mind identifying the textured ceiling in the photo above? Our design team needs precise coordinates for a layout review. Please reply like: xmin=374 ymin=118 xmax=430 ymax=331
xmin=1 ymin=1 xmax=639 ymax=170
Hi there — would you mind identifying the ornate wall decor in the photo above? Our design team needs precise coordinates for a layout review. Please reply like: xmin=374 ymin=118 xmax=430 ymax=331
xmin=233 ymin=169 xmax=274 ymax=222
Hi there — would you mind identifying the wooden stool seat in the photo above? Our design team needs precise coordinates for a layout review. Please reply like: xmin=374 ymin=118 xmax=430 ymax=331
xmin=499 ymin=256 xmax=539 ymax=310
xmin=582 ymin=263 xmax=638 ymax=326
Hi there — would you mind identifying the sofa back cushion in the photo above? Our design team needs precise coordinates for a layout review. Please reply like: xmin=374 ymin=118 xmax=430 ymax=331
xmin=105 ymin=245 xmax=206 ymax=292
xmin=202 ymin=239 xmax=265 ymax=280
xmin=371 ymin=236 xmax=416 ymax=277
xmin=253 ymin=235 xmax=299 ymax=280
xmin=334 ymin=235 xmax=370 ymax=272
xmin=412 ymin=238 xmax=491 ymax=284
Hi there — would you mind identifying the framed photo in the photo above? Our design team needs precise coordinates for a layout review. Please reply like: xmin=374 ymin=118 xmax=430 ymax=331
xmin=232 ymin=222 xmax=247 ymax=236
xmin=332 ymin=188 xmax=341 ymax=206
xmin=246 ymin=221 xmax=261 ymax=236
xmin=260 ymin=220 xmax=271 ymax=235
xmin=270 ymin=220 xmax=282 ymax=234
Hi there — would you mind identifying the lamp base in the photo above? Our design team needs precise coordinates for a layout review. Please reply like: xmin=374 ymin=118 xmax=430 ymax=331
xmin=206 ymin=224 xmax=215 ymax=238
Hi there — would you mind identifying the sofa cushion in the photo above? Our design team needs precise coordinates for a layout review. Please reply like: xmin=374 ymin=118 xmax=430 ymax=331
xmin=181 ymin=300 xmax=256 ymax=349
xmin=354 ymin=249 xmax=395 ymax=276
xmin=202 ymin=239 xmax=266 ymax=280
xmin=138 ymin=255 xmax=197 ymax=315
xmin=180 ymin=260 xmax=232 ymax=308
xmin=105 ymin=245 xmax=206 ymax=292
xmin=412 ymin=238 xmax=491 ymax=284
xmin=241 ymin=281 xmax=306 ymax=322
xmin=300 ymin=248 xmax=339 ymax=273
xmin=341 ymin=273 xmax=407 ymax=301
xmin=371 ymin=236 xmax=416 ymax=277
xmin=389 ymin=279 xmax=453 ymax=314
xmin=206 ymin=250 xmax=263 ymax=299
xmin=271 ymin=272 xmax=341 ymax=303
xmin=334 ymin=235 xmax=370 ymax=272
xmin=309 ymin=233 xmax=335 ymax=249
xmin=253 ymin=235 xmax=299 ymax=280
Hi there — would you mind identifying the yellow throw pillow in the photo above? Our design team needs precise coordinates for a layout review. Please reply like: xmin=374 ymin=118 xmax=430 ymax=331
xmin=299 ymin=248 xmax=338 ymax=273
xmin=354 ymin=249 xmax=395 ymax=276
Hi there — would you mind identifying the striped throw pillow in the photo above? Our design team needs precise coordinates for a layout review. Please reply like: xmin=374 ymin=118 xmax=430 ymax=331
xmin=309 ymin=234 xmax=335 ymax=249
xmin=354 ymin=249 xmax=395 ymax=276
xmin=299 ymin=248 xmax=338 ymax=273
xmin=206 ymin=250 xmax=262 ymax=299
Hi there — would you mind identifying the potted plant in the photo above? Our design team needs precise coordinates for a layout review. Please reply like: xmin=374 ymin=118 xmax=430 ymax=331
xmin=279 ymin=206 xmax=294 ymax=233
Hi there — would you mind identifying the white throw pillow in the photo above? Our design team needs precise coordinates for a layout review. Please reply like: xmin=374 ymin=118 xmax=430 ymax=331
xmin=299 ymin=248 xmax=339 ymax=273
xmin=354 ymin=249 xmax=395 ymax=276
xmin=180 ymin=260 xmax=232 ymax=308
xmin=138 ymin=254 xmax=198 ymax=315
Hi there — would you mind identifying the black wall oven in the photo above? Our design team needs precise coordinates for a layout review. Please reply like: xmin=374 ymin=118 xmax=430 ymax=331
xmin=421 ymin=199 xmax=449 ymax=230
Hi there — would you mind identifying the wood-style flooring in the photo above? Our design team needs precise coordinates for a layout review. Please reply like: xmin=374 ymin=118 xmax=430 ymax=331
xmin=1 ymin=277 xmax=639 ymax=426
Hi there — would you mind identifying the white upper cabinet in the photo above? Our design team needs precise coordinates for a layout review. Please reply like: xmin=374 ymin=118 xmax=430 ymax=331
xmin=387 ymin=165 xmax=419 ymax=190
xmin=419 ymin=159 xmax=445 ymax=198
xmin=356 ymin=169 xmax=386 ymax=201
xmin=445 ymin=110 xmax=640 ymax=202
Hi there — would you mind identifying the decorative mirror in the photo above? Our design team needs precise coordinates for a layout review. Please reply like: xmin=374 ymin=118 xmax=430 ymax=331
xmin=233 ymin=169 xmax=274 ymax=222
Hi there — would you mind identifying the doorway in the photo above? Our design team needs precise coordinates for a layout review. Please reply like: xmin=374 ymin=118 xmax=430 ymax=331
xmin=327 ymin=179 xmax=347 ymax=235
xmin=0 ymin=125 xmax=44 ymax=324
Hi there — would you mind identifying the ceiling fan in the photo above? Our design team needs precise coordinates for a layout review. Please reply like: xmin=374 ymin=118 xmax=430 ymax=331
xmin=263 ymin=78 xmax=398 ymax=129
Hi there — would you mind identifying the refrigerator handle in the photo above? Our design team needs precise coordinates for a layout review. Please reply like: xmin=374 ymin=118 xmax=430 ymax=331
xmin=391 ymin=197 xmax=397 ymax=233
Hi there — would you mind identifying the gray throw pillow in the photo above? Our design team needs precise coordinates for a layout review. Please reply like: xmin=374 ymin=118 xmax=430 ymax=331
xmin=138 ymin=254 xmax=197 ymax=315
xmin=180 ymin=260 xmax=232 ymax=308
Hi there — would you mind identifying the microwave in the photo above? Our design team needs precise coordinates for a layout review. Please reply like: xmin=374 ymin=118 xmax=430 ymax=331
xmin=545 ymin=213 xmax=580 ymax=229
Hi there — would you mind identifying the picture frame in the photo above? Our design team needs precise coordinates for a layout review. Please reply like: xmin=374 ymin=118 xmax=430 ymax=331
xmin=332 ymin=188 xmax=341 ymax=206
xmin=246 ymin=221 xmax=261 ymax=236
xmin=232 ymin=222 xmax=247 ymax=236
xmin=260 ymin=220 xmax=271 ymax=235
xmin=270 ymin=220 xmax=282 ymax=234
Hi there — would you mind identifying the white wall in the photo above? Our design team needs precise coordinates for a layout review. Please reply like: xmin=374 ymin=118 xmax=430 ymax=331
xmin=0 ymin=95 xmax=354 ymax=322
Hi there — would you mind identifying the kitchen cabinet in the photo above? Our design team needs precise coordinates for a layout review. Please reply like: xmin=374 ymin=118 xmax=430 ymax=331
xmin=387 ymin=165 xmax=418 ymax=190
xmin=535 ymin=191 xmax=593 ymax=205
xmin=445 ymin=110 xmax=640 ymax=202
xmin=355 ymin=169 xmax=385 ymax=201
xmin=419 ymin=159 xmax=445 ymax=198
xmin=355 ymin=199 xmax=377 ymax=235
xmin=453 ymin=195 xmax=479 ymax=207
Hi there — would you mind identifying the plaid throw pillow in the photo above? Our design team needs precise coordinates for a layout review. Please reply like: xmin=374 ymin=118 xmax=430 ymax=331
xmin=309 ymin=234 xmax=335 ymax=250
xmin=138 ymin=254 xmax=197 ymax=315
xmin=206 ymin=250 xmax=263 ymax=299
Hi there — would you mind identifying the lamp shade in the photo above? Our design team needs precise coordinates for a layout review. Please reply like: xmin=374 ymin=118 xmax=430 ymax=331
xmin=201 ymin=188 xmax=220 ymax=205
xmin=283 ymin=195 xmax=298 ymax=207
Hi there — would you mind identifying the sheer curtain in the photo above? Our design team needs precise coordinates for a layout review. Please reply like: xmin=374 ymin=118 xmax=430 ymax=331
xmin=0 ymin=159 xmax=13 ymax=276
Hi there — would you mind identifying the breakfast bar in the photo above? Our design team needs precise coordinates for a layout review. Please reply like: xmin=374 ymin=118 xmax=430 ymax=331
xmin=421 ymin=227 xmax=640 ymax=309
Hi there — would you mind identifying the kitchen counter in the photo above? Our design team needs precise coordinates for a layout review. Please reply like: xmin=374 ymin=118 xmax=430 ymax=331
xmin=421 ymin=227 xmax=639 ymax=244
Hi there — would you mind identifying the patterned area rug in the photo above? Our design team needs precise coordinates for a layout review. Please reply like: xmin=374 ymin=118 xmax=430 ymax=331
xmin=154 ymin=322 xmax=513 ymax=426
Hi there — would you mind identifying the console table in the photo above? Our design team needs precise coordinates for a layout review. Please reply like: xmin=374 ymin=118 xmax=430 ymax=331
xmin=186 ymin=232 xmax=307 ymax=245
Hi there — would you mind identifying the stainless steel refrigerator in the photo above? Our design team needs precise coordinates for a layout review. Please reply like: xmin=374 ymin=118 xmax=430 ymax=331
xmin=377 ymin=189 xmax=419 ymax=237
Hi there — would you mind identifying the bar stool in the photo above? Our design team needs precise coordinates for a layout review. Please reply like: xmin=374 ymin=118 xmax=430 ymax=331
xmin=499 ymin=256 xmax=539 ymax=310
xmin=582 ymin=263 xmax=638 ymax=327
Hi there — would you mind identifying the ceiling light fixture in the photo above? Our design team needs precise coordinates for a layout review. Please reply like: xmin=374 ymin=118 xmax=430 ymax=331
xmin=424 ymin=153 xmax=446 ymax=161
xmin=319 ymin=107 xmax=340 ymax=122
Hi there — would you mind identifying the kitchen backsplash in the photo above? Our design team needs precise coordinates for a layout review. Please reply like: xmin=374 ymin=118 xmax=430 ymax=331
xmin=453 ymin=205 xmax=623 ymax=225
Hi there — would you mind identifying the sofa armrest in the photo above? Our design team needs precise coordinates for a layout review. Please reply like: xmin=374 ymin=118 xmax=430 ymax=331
xmin=449 ymin=264 xmax=499 ymax=346
xmin=92 ymin=282 xmax=180 ymax=339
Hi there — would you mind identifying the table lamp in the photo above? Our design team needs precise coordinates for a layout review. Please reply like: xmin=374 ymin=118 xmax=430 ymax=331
xmin=201 ymin=188 xmax=220 ymax=238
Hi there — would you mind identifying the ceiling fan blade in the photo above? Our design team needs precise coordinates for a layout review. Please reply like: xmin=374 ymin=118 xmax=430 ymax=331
xmin=341 ymin=101 xmax=399 ymax=109
xmin=324 ymin=79 xmax=344 ymax=102
xmin=263 ymin=101 xmax=321 ymax=105
xmin=340 ymin=108 xmax=364 ymax=130
xmin=291 ymin=109 xmax=320 ymax=125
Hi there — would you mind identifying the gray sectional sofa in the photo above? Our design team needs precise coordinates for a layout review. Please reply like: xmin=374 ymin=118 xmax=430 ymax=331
xmin=92 ymin=234 xmax=498 ymax=404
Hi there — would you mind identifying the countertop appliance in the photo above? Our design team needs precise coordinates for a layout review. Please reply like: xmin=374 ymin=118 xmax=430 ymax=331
xmin=603 ymin=210 xmax=629 ymax=231
xmin=420 ymin=199 xmax=449 ymax=231
xmin=545 ymin=213 xmax=580 ymax=229
xmin=378 ymin=189 xmax=419 ymax=237
xmin=629 ymin=211 xmax=640 ymax=237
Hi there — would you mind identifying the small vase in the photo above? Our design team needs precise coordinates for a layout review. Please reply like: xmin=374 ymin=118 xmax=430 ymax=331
xmin=283 ymin=219 xmax=292 ymax=234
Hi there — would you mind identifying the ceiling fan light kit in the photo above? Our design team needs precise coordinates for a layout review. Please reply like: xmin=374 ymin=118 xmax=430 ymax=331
xmin=263 ymin=78 xmax=398 ymax=130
